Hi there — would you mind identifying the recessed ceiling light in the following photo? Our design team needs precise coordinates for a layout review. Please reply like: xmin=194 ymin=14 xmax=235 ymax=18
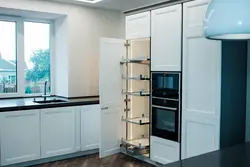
xmin=74 ymin=0 xmax=103 ymax=3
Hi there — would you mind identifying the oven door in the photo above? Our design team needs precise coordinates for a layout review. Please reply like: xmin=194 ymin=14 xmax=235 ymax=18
xmin=151 ymin=105 xmax=179 ymax=142
xmin=152 ymin=73 xmax=180 ymax=99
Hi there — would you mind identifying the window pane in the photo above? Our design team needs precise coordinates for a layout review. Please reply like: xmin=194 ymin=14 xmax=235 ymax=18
xmin=24 ymin=22 xmax=50 ymax=94
xmin=0 ymin=21 xmax=17 ymax=93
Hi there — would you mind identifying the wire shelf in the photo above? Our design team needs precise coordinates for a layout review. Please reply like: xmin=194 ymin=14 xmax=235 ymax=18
xmin=122 ymin=116 xmax=150 ymax=125
xmin=120 ymin=57 xmax=150 ymax=65
xmin=122 ymin=137 xmax=149 ymax=149
xmin=123 ymin=91 xmax=150 ymax=96
xmin=122 ymin=74 xmax=150 ymax=81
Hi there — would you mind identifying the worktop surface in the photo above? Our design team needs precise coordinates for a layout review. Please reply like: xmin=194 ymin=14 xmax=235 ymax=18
xmin=161 ymin=142 xmax=250 ymax=167
xmin=0 ymin=96 xmax=99 ymax=112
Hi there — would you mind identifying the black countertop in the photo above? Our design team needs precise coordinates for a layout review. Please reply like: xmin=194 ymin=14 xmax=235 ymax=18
xmin=0 ymin=96 xmax=99 ymax=112
xmin=161 ymin=142 xmax=250 ymax=167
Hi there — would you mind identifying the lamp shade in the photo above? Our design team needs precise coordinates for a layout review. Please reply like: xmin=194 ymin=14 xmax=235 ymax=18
xmin=204 ymin=0 xmax=250 ymax=40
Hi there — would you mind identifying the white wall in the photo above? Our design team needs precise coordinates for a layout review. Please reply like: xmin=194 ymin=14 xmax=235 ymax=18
xmin=65 ymin=6 xmax=124 ymax=97
xmin=54 ymin=16 xmax=69 ymax=97
xmin=0 ymin=0 xmax=124 ymax=97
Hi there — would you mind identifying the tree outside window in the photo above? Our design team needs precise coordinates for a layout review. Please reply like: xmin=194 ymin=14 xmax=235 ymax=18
xmin=24 ymin=22 xmax=50 ymax=94
xmin=25 ymin=49 xmax=50 ymax=94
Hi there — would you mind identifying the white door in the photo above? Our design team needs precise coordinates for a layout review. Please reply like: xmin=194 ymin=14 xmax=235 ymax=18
xmin=99 ymin=38 xmax=124 ymax=158
xmin=151 ymin=4 xmax=182 ymax=71
xmin=126 ymin=12 xmax=151 ymax=40
xmin=41 ymin=107 xmax=76 ymax=158
xmin=81 ymin=105 xmax=100 ymax=151
xmin=150 ymin=136 xmax=180 ymax=165
xmin=182 ymin=0 xmax=221 ymax=159
xmin=0 ymin=110 xmax=40 ymax=166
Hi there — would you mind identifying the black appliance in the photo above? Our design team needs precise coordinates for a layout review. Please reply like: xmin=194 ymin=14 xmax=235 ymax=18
xmin=151 ymin=72 xmax=181 ymax=142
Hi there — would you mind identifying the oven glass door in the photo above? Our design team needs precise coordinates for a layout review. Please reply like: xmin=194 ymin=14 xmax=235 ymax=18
xmin=152 ymin=106 xmax=179 ymax=142
xmin=152 ymin=73 xmax=180 ymax=99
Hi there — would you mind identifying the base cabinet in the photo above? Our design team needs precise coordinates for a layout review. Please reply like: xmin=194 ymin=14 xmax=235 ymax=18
xmin=41 ymin=107 xmax=76 ymax=158
xmin=0 ymin=110 xmax=40 ymax=166
xmin=81 ymin=105 xmax=100 ymax=151
xmin=0 ymin=104 xmax=100 ymax=166
xmin=150 ymin=136 xmax=180 ymax=165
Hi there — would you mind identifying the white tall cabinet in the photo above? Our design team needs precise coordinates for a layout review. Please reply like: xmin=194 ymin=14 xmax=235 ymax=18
xmin=151 ymin=4 xmax=182 ymax=71
xmin=0 ymin=110 xmax=40 ymax=166
xmin=182 ymin=0 xmax=222 ymax=159
xmin=99 ymin=13 xmax=151 ymax=160
xmin=99 ymin=37 xmax=152 ymax=159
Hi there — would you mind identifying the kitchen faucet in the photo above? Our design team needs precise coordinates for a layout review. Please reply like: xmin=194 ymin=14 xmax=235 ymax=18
xmin=42 ymin=81 xmax=49 ymax=101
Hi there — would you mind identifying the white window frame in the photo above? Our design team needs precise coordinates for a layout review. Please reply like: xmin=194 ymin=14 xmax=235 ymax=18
xmin=0 ymin=15 xmax=54 ymax=98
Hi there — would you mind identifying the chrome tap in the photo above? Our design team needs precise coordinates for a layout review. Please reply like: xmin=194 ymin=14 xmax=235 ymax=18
xmin=42 ymin=81 xmax=49 ymax=101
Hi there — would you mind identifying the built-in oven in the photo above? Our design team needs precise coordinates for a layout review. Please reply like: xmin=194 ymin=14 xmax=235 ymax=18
xmin=151 ymin=72 xmax=181 ymax=143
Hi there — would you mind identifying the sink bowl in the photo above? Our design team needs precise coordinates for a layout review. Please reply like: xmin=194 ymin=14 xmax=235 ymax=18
xmin=34 ymin=99 xmax=67 ymax=104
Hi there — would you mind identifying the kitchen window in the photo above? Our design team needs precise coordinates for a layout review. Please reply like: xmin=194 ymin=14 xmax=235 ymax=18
xmin=24 ymin=22 xmax=51 ymax=95
xmin=0 ymin=20 xmax=17 ymax=94
xmin=0 ymin=16 xmax=53 ymax=97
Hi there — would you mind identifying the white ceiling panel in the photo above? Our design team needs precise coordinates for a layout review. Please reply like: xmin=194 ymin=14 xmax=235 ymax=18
xmin=50 ymin=0 xmax=169 ymax=11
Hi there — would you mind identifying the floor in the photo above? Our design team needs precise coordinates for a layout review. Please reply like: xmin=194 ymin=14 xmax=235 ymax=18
xmin=33 ymin=153 xmax=154 ymax=167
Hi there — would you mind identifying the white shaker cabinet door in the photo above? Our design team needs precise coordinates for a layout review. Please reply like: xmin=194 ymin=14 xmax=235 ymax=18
xmin=0 ymin=110 xmax=40 ymax=166
xmin=151 ymin=4 xmax=182 ymax=71
xmin=81 ymin=104 xmax=100 ymax=151
xmin=126 ymin=11 xmax=151 ymax=40
xmin=41 ymin=107 xmax=76 ymax=158
xmin=99 ymin=38 xmax=124 ymax=158
xmin=150 ymin=136 xmax=180 ymax=165
xmin=182 ymin=0 xmax=221 ymax=159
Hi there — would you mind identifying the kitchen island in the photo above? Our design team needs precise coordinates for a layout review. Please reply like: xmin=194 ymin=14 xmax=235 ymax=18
xmin=161 ymin=142 xmax=250 ymax=167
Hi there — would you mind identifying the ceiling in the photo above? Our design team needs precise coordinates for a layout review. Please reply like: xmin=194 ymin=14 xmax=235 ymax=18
xmin=50 ymin=0 xmax=169 ymax=11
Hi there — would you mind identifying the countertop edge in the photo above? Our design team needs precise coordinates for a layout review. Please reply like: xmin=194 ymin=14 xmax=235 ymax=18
xmin=0 ymin=97 xmax=99 ymax=112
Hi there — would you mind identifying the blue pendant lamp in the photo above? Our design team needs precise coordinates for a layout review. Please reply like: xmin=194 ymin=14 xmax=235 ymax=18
xmin=204 ymin=0 xmax=250 ymax=40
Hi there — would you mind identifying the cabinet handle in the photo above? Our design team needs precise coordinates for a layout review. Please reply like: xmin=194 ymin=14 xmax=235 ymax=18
xmin=152 ymin=105 xmax=177 ymax=111
xmin=101 ymin=107 xmax=109 ymax=110
xmin=128 ymin=15 xmax=147 ymax=21
xmin=155 ymin=9 xmax=176 ymax=15
xmin=6 ymin=113 xmax=36 ymax=118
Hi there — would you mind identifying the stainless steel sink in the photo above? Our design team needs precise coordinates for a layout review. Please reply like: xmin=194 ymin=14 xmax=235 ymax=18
xmin=33 ymin=98 xmax=67 ymax=104
xmin=34 ymin=81 xmax=68 ymax=104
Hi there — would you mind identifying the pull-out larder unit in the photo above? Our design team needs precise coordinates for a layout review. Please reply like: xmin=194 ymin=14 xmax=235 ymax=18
xmin=99 ymin=38 xmax=155 ymax=164
xmin=122 ymin=39 xmax=150 ymax=159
